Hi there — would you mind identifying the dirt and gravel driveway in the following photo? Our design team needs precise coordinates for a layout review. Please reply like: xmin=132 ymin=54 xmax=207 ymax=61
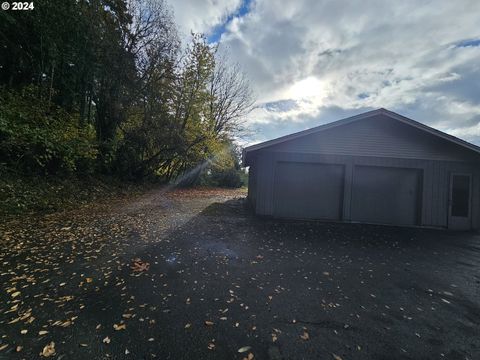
xmin=1 ymin=188 xmax=479 ymax=359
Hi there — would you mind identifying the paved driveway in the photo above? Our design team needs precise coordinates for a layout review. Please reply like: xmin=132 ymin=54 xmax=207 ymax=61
xmin=1 ymin=188 xmax=479 ymax=359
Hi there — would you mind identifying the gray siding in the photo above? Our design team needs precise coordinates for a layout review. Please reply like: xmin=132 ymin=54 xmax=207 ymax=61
xmin=247 ymin=114 xmax=480 ymax=230
xmin=247 ymin=160 xmax=257 ymax=209
xmin=268 ymin=114 xmax=480 ymax=162
xmin=251 ymin=150 xmax=480 ymax=229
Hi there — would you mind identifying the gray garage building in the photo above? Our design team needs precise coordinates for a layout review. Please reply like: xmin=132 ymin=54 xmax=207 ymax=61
xmin=243 ymin=108 xmax=480 ymax=230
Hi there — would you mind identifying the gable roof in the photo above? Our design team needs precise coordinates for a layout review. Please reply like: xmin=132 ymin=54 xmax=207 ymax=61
xmin=243 ymin=108 xmax=480 ymax=166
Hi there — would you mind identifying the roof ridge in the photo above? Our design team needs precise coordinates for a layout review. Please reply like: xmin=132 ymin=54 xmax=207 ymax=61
xmin=243 ymin=108 xmax=480 ymax=165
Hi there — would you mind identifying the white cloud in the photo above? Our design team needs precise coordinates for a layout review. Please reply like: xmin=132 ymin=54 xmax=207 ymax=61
xmin=170 ymin=0 xmax=480 ymax=145
xmin=169 ymin=0 xmax=241 ymax=35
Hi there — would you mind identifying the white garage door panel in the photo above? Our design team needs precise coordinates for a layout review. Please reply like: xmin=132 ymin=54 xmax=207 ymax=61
xmin=351 ymin=166 xmax=421 ymax=226
xmin=273 ymin=162 xmax=344 ymax=220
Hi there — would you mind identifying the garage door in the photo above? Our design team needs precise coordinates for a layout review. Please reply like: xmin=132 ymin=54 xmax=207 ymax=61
xmin=273 ymin=162 xmax=345 ymax=220
xmin=351 ymin=166 xmax=421 ymax=226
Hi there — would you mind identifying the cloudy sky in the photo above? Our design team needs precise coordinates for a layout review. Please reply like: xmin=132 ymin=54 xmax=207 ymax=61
xmin=169 ymin=0 xmax=480 ymax=145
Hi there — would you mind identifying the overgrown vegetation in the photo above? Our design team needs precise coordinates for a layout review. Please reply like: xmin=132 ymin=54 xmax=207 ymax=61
xmin=0 ymin=0 xmax=252 ymax=215
xmin=0 ymin=166 xmax=145 ymax=217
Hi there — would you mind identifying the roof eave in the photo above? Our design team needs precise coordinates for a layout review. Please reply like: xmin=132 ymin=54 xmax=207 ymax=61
xmin=243 ymin=108 xmax=384 ymax=155
xmin=241 ymin=108 xmax=480 ymax=164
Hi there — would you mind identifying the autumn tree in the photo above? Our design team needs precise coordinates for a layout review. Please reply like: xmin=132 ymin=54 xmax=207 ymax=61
xmin=0 ymin=0 xmax=253 ymax=184
xmin=116 ymin=33 xmax=253 ymax=181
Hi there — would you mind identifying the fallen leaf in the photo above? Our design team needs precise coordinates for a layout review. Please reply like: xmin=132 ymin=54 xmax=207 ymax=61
xmin=40 ymin=342 xmax=55 ymax=357
xmin=204 ymin=320 xmax=214 ymax=326
xmin=113 ymin=323 xmax=126 ymax=331
xmin=185 ymin=323 xmax=192 ymax=329
xmin=103 ymin=336 xmax=111 ymax=344
xmin=85 ymin=278 xmax=93 ymax=283
xmin=300 ymin=331 xmax=310 ymax=341
xmin=20 ymin=329 xmax=28 ymax=334
xmin=38 ymin=330 xmax=49 ymax=336
xmin=0 ymin=344 xmax=8 ymax=351
xmin=16 ymin=346 xmax=22 ymax=352
xmin=238 ymin=346 xmax=252 ymax=353
xmin=332 ymin=354 xmax=343 ymax=360
xmin=131 ymin=259 xmax=150 ymax=272
xmin=208 ymin=342 xmax=215 ymax=350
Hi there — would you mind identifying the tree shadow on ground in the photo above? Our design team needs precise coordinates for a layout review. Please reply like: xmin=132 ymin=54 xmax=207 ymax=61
xmin=72 ymin=198 xmax=480 ymax=359
xmin=4 ymin=198 xmax=478 ymax=360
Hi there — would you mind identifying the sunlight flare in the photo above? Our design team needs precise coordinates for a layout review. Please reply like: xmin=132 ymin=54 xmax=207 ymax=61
xmin=288 ymin=76 xmax=325 ymax=100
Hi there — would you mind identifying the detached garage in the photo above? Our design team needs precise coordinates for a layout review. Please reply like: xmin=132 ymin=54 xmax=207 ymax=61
xmin=243 ymin=108 xmax=480 ymax=230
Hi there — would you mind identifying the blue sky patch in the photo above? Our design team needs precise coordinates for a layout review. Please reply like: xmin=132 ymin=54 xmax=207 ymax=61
xmin=456 ymin=38 xmax=480 ymax=48
xmin=261 ymin=99 xmax=299 ymax=112
xmin=207 ymin=0 xmax=252 ymax=43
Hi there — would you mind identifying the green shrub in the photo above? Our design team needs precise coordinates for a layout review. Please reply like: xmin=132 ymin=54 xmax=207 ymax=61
xmin=208 ymin=167 xmax=246 ymax=188
xmin=0 ymin=86 xmax=97 ymax=175
xmin=197 ymin=142 xmax=247 ymax=188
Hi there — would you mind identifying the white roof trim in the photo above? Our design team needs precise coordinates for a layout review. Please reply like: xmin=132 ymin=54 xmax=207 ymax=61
xmin=243 ymin=108 xmax=480 ymax=165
